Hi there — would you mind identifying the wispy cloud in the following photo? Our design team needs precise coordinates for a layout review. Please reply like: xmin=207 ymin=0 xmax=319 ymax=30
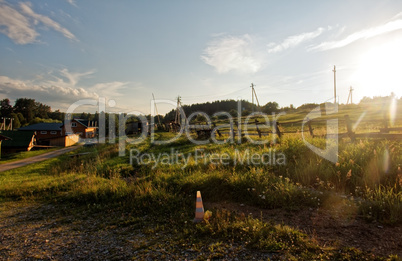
xmin=0 ymin=1 xmax=77 ymax=44
xmin=201 ymin=34 xmax=262 ymax=74
xmin=309 ymin=17 xmax=402 ymax=51
xmin=267 ymin=27 xmax=327 ymax=53
xmin=0 ymin=75 xmax=97 ymax=110
xmin=66 ymin=0 xmax=77 ymax=7
xmin=0 ymin=2 xmax=38 ymax=44
xmin=90 ymin=81 xmax=130 ymax=98
xmin=0 ymin=69 xmax=130 ymax=110
xmin=59 ymin=69 xmax=95 ymax=87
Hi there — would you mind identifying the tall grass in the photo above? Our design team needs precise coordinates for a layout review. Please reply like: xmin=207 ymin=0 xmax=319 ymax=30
xmin=0 ymin=131 xmax=401 ymax=224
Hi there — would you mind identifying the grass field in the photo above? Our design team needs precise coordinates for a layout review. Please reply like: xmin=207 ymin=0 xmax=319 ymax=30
xmin=0 ymin=103 xmax=401 ymax=260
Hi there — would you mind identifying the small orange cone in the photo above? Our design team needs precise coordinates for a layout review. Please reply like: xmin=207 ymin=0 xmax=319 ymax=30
xmin=193 ymin=191 xmax=204 ymax=223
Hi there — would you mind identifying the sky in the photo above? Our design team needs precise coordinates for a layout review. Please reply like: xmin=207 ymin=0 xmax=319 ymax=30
xmin=1 ymin=0 xmax=402 ymax=115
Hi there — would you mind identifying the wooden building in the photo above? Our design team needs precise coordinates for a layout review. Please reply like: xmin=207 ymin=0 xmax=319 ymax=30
xmin=63 ymin=119 xmax=97 ymax=138
xmin=18 ymin=123 xmax=80 ymax=147
xmin=0 ymin=130 xmax=36 ymax=154
xmin=18 ymin=123 xmax=63 ymax=145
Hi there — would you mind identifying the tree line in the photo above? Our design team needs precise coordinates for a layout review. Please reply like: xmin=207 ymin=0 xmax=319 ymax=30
xmin=1 ymin=95 xmax=399 ymax=129
xmin=0 ymin=98 xmax=66 ymax=129
xmin=163 ymin=99 xmax=281 ymax=122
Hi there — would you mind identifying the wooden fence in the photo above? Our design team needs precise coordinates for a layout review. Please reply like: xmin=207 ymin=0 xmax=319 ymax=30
xmin=183 ymin=115 xmax=402 ymax=141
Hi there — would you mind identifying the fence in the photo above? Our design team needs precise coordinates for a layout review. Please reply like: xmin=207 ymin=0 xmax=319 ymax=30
xmin=184 ymin=115 xmax=402 ymax=141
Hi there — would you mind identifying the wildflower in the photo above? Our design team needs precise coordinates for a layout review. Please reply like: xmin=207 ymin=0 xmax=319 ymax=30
xmin=349 ymin=159 xmax=354 ymax=165
xmin=346 ymin=169 xmax=352 ymax=180
xmin=335 ymin=162 xmax=340 ymax=167
xmin=261 ymin=195 xmax=266 ymax=200
xmin=398 ymin=174 xmax=402 ymax=186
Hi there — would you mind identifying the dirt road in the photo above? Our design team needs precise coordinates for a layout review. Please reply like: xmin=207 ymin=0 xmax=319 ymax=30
xmin=0 ymin=146 xmax=82 ymax=172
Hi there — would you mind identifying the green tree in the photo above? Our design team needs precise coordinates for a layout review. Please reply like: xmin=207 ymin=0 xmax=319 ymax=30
xmin=16 ymin=112 xmax=26 ymax=126
xmin=262 ymin=102 xmax=279 ymax=114
xmin=36 ymin=103 xmax=51 ymax=118
xmin=14 ymin=98 xmax=36 ymax=123
xmin=0 ymin=98 xmax=13 ymax=117
xmin=10 ymin=113 xmax=21 ymax=129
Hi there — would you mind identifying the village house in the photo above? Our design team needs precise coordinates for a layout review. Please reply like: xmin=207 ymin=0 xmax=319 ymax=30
xmin=0 ymin=133 xmax=11 ymax=158
xmin=0 ymin=130 xmax=36 ymax=154
xmin=18 ymin=123 xmax=79 ymax=147
xmin=18 ymin=123 xmax=63 ymax=145
xmin=63 ymin=119 xmax=97 ymax=139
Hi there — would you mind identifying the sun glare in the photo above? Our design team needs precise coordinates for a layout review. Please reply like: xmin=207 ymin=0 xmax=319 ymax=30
xmin=352 ymin=38 xmax=402 ymax=98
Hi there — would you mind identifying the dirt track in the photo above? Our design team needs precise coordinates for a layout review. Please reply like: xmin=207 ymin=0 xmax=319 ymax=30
xmin=0 ymin=146 xmax=82 ymax=172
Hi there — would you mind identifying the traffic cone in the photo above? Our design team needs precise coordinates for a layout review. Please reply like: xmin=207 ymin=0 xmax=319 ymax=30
xmin=193 ymin=191 xmax=204 ymax=223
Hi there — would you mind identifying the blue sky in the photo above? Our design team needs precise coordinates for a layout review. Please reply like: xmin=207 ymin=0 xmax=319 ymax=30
xmin=1 ymin=0 xmax=402 ymax=114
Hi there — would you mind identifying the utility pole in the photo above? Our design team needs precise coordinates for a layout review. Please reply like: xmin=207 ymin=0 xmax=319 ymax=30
xmin=346 ymin=86 xmax=354 ymax=104
xmin=250 ymin=83 xmax=260 ymax=112
xmin=175 ymin=96 xmax=187 ymax=125
xmin=251 ymin=83 xmax=254 ymax=112
xmin=333 ymin=65 xmax=337 ymax=105
xmin=175 ymin=96 xmax=181 ymax=125
xmin=152 ymin=93 xmax=162 ymax=126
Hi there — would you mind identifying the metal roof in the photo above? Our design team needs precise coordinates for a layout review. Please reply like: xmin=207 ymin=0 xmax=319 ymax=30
xmin=18 ymin=123 xmax=63 ymax=131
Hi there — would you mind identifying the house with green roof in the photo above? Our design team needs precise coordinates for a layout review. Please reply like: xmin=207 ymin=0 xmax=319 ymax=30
xmin=0 ymin=130 xmax=36 ymax=155
xmin=0 ymin=133 xmax=11 ymax=158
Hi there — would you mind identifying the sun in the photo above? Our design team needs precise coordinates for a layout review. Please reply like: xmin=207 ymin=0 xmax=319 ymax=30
xmin=352 ymin=38 xmax=402 ymax=98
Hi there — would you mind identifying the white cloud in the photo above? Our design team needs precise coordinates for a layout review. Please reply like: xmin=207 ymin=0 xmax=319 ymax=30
xmin=19 ymin=2 xmax=77 ymax=41
xmin=309 ymin=18 xmax=402 ymax=51
xmin=90 ymin=81 xmax=129 ymax=98
xmin=0 ymin=69 xmax=131 ymax=111
xmin=0 ymin=2 xmax=38 ymax=44
xmin=66 ymin=0 xmax=77 ymax=7
xmin=59 ymin=68 xmax=95 ymax=87
xmin=0 ymin=1 xmax=77 ymax=44
xmin=267 ymin=27 xmax=326 ymax=53
xmin=0 ymin=75 xmax=97 ymax=99
xmin=201 ymin=34 xmax=262 ymax=74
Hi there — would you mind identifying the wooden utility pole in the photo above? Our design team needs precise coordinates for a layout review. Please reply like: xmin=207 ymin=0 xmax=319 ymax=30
xmin=251 ymin=83 xmax=254 ymax=112
xmin=333 ymin=66 xmax=337 ymax=105
xmin=250 ymin=83 xmax=260 ymax=112
xmin=175 ymin=96 xmax=181 ymax=125
xmin=152 ymin=93 xmax=162 ymax=126
xmin=346 ymin=86 xmax=354 ymax=104
xmin=0 ymin=117 xmax=12 ymax=131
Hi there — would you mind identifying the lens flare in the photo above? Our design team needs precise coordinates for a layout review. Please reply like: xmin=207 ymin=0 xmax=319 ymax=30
xmin=383 ymin=149 xmax=390 ymax=173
